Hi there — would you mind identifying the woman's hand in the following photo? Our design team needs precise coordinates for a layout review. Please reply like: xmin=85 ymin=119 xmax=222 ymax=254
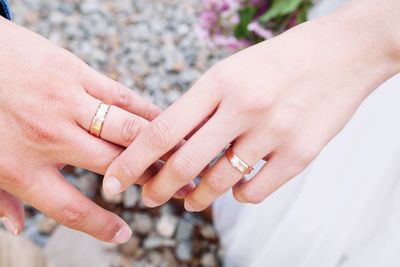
xmin=105 ymin=0 xmax=400 ymax=211
xmin=0 ymin=17 xmax=162 ymax=242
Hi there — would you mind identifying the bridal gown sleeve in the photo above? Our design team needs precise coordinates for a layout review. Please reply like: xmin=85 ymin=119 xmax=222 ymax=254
xmin=212 ymin=1 xmax=400 ymax=266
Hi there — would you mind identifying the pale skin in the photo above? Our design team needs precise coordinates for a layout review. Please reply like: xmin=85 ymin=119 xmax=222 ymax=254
xmin=105 ymin=0 xmax=400 ymax=213
xmin=2 ymin=0 xmax=400 ymax=244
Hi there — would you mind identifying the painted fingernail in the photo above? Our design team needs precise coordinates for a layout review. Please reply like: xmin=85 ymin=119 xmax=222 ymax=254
xmin=2 ymin=217 xmax=18 ymax=235
xmin=142 ymin=197 xmax=158 ymax=208
xmin=111 ymin=224 xmax=132 ymax=244
xmin=104 ymin=176 xmax=122 ymax=195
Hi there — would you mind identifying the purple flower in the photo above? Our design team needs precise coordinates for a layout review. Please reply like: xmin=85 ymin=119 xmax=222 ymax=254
xmin=248 ymin=21 xmax=273 ymax=40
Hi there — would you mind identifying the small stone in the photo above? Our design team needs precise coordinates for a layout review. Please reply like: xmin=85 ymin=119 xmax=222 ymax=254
xmin=144 ymin=75 xmax=162 ymax=92
xmin=118 ymin=235 xmax=140 ymax=256
xmin=179 ymin=69 xmax=201 ymax=84
xmin=164 ymin=45 xmax=186 ymax=73
xmin=75 ymin=172 xmax=98 ymax=198
xmin=165 ymin=90 xmax=181 ymax=104
xmin=200 ymin=252 xmax=219 ymax=267
xmin=123 ymin=186 xmax=139 ymax=208
xmin=200 ymin=225 xmax=217 ymax=241
xmin=175 ymin=219 xmax=194 ymax=241
xmin=131 ymin=213 xmax=153 ymax=236
xmin=175 ymin=241 xmax=193 ymax=262
xmin=183 ymin=212 xmax=204 ymax=226
xmin=38 ymin=217 xmax=58 ymax=235
xmin=148 ymin=251 xmax=163 ymax=266
xmin=143 ymin=236 xmax=175 ymax=250
xmin=161 ymin=249 xmax=178 ymax=267
xmin=156 ymin=214 xmax=178 ymax=238
xmin=147 ymin=49 xmax=163 ymax=65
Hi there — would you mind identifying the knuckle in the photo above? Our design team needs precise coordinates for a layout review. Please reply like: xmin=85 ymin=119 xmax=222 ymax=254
xmin=49 ymin=55 xmax=75 ymax=73
xmin=121 ymin=118 xmax=142 ymax=145
xmin=59 ymin=200 xmax=88 ymax=228
xmin=203 ymin=63 xmax=229 ymax=93
xmin=145 ymin=119 xmax=174 ymax=150
xmin=169 ymin=155 xmax=195 ymax=182
xmin=204 ymin=173 xmax=228 ymax=193
xmin=112 ymin=86 xmax=130 ymax=109
xmin=143 ymin=103 xmax=161 ymax=121
xmin=269 ymin=114 xmax=293 ymax=135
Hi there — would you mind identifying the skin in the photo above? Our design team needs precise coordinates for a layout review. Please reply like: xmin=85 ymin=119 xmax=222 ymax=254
xmin=0 ymin=16 xmax=166 ymax=243
xmin=105 ymin=0 xmax=400 ymax=212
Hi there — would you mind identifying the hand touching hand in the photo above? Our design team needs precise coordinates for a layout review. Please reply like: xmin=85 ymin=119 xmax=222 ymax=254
xmin=105 ymin=0 xmax=400 ymax=211
xmin=0 ymin=17 xmax=161 ymax=242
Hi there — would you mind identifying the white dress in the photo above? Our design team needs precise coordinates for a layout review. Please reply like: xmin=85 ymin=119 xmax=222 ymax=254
xmin=213 ymin=1 xmax=400 ymax=266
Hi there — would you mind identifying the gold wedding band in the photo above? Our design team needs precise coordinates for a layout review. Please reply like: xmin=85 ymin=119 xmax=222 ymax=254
xmin=89 ymin=102 xmax=111 ymax=138
xmin=225 ymin=147 xmax=254 ymax=175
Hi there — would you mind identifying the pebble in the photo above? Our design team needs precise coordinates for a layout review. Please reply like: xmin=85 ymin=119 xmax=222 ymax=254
xmin=156 ymin=214 xmax=178 ymax=238
xmin=143 ymin=236 xmax=176 ymax=250
xmin=201 ymin=252 xmax=219 ymax=267
xmin=147 ymin=49 xmax=163 ymax=65
xmin=123 ymin=186 xmax=139 ymax=208
xmin=200 ymin=224 xmax=218 ymax=241
xmin=163 ymin=45 xmax=186 ymax=73
xmin=118 ymin=235 xmax=141 ymax=256
xmin=38 ymin=217 xmax=58 ymax=235
xmin=131 ymin=213 xmax=153 ymax=236
xmin=175 ymin=219 xmax=194 ymax=241
xmin=75 ymin=172 xmax=98 ymax=198
xmin=175 ymin=241 xmax=193 ymax=262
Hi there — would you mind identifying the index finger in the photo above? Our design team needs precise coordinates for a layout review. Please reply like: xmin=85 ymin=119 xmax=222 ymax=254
xmin=104 ymin=76 xmax=221 ymax=195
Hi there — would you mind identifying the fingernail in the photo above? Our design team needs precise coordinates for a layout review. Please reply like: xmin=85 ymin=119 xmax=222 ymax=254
xmin=142 ymin=197 xmax=158 ymax=208
xmin=184 ymin=201 xmax=198 ymax=213
xmin=111 ymin=224 xmax=132 ymax=244
xmin=2 ymin=217 xmax=18 ymax=235
xmin=104 ymin=176 xmax=122 ymax=195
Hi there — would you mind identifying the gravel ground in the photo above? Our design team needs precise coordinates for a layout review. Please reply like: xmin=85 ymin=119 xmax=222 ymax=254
xmin=10 ymin=0 xmax=229 ymax=108
xmin=6 ymin=0 xmax=231 ymax=266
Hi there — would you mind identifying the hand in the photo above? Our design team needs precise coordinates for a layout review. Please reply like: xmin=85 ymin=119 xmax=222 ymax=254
xmin=0 ymin=17 xmax=161 ymax=242
xmin=105 ymin=0 xmax=400 ymax=211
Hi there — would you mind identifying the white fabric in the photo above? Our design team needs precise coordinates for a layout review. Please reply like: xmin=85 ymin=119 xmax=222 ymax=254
xmin=213 ymin=1 xmax=400 ymax=266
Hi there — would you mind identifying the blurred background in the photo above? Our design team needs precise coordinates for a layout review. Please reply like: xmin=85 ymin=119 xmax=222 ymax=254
xmin=1 ymin=0 xmax=315 ymax=266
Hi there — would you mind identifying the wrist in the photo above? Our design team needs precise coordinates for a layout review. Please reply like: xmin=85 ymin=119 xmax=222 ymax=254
xmin=336 ymin=0 xmax=400 ymax=75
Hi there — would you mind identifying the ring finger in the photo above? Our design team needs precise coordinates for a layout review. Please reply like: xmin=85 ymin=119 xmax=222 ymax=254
xmin=75 ymin=93 xmax=149 ymax=147
xmin=184 ymin=133 xmax=274 ymax=212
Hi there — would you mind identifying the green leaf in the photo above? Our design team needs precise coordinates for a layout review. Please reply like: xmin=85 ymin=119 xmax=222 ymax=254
xmin=234 ymin=7 xmax=257 ymax=39
xmin=260 ymin=0 xmax=303 ymax=23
